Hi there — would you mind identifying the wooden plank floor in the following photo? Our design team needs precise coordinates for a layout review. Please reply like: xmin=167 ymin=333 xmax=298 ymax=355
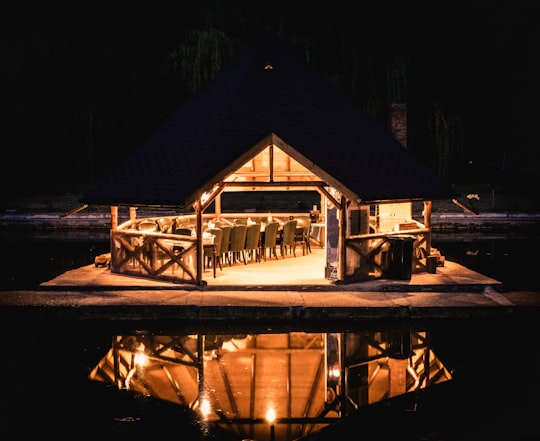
xmin=41 ymin=246 xmax=503 ymax=291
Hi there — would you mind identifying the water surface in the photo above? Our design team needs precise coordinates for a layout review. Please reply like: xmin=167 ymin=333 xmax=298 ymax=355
xmin=0 ymin=232 xmax=538 ymax=440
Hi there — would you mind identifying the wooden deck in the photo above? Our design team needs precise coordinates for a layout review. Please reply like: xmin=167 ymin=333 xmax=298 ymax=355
xmin=3 ymin=244 xmax=534 ymax=325
xmin=41 ymin=246 xmax=502 ymax=292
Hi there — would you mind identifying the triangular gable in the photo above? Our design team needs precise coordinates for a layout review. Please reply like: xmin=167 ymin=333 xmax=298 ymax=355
xmin=193 ymin=133 xmax=357 ymax=215
xmin=224 ymin=141 xmax=322 ymax=188
xmin=208 ymin=133 xmax=349 ymax=193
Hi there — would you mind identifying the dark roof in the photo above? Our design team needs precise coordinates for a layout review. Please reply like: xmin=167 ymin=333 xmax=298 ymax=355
xmin=83 ymin=32 xmax=457 ymax=208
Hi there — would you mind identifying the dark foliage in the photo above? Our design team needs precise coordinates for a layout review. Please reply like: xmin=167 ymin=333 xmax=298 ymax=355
xmin=4 ymin=2 xmax=540 ymax=197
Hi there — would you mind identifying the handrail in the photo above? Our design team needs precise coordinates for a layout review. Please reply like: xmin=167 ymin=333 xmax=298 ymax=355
xmin=348 ymin=227 xmax=429 ymax=241
xmin=117 ymin=212 xmax=318 ymax=231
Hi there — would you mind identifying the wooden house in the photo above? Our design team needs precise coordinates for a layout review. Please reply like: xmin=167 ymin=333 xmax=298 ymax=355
xmin=81 ymin=32 xmax=457 ymax=286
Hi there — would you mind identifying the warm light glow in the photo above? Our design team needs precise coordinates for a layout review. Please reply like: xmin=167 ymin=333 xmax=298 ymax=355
xmin=134 ymin=352 xmax=147 ymax=367
xmin=265 ymin=407 xmax=276 ymax=423
xmin=201 ymin=191 xmax=211 ymax=204
xmin=87 ymin=330 xmax=454 ymax=440
xmin=200 ymin=184 xmax=220 ymax=205
xmin=200 ymin=398 xmax=212 ymax=418
xmin=329 ymin=365 xmax=340 ymax=379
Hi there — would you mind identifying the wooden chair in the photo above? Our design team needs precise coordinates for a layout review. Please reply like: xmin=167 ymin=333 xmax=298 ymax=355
xmin=260 ymin=222 xmax=279 ymax=261
xmin=138 ymin=219 xmax=158 ymax=232
xmin=156 ymin=217 xmax=173 ymax=233
xmin=294 ymin=216 xmax=311 ymax=255
xmin=279 ymin=219 xmax=297 ymax=258
xmin=245 ymin=223 xmax=261 ymax=263
xmin=217 ymin=225 xmax=231 ymax=266
xmin=204 ymin=228 xmax=222 ymax=274
xmin=172 ymin=227 xmax=193 ymax=254
xmin=174 ymin=227 xmax=193 ymax=237
xmin=228 ymin=224 xmax=247 ymax=265
xmin=174 ymin=217 xmax=192 ymax=232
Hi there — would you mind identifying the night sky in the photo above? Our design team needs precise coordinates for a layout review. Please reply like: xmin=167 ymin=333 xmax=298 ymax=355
xmin=4 ymin=2 xmax=540 ymax=199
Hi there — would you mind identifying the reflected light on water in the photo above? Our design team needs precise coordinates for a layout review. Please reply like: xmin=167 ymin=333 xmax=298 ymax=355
xmin=134 ymin=348 xmax=147 ymax=367
xmin=266 ymin=407 xmax=276 ymax=423
xmin=200 ymin=397 xmax=212 ymax=418
xmin=89 ymin=329 xmax=451 ymax=441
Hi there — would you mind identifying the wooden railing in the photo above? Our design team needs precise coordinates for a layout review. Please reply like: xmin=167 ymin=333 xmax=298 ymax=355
xmin=110 ymin=212 xmax=313 ymax=285
xmin=110 ymin=229 xmax=199 ymax=284
xmin=109 ymin=214 xmax=432 ymax=285
xmin=343 ymin=227 xmax=431 ymax=283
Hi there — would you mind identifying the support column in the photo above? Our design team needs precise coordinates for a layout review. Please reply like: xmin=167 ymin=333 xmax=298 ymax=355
xmin=129 ymin=207 xmax=137 ymax=221
xmin=195 ymin=201 xmax=204 ymax=286
xmin=215 ymin=194 xmax=221 ymax=218
xmin=423 ymin=201 xmax=432 ymax=255
xmin=388 ymin=358 xmax=408 ymax=397
xmin=110 ymin=206 xmax=118 ymax=231
xmin=338 ymin=198 xmax=347 ymax=281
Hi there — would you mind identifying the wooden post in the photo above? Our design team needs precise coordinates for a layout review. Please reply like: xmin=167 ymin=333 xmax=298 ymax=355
xmin=195 ymin=200 xmax=204 ymax=286
xmin=129 ymin=207 xmax=137 ymax=221
xmin=338 ymin=197 xmax=347 ymax=281
xmin=110 ymin=206 xmax=118 ymax=231
xmin=215 ymin=194 xmax=221 ymax=218
xmin=388 ymin=358 xmax=408 ymax=397
xmin=423 ymin=201 xmax=432 ymax=255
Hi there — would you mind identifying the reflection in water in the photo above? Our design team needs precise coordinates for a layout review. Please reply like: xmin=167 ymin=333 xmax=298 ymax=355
xmin=89 ymin=329 xmax=451 ymax=441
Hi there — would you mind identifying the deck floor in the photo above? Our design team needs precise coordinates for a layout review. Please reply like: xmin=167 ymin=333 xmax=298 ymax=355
xmin=41 ymin=246 xmax=502 ymax=291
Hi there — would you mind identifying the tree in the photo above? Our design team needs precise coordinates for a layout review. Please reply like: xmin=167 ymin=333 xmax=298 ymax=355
xmin=168 ymin=27 xmax=233 ymax=95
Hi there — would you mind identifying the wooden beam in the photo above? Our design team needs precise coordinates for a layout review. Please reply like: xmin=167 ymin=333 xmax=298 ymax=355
xmin=223 ymin=181 xmax=327 ymax=188
xmin=317 ymin=187 xmax=341 ymax=210
xmin=194 ymin=201 xmax=204 ymax=286
xmin=111 ymin=206 xmax=118 ymax=231
xmin=452 ymin=198 xmax=479 ymax=215
xmin=424 ymin=201 xmax=432 ymax=255
xmin=60 ymin=204 xmax=88 ymax=218
xmin=269 ymin=143 xmax=274 ymax=181
xmin=201 ymin=182 xmax=225 ymax=211
xmin=338 ymin=197 xmax=347 ymax=281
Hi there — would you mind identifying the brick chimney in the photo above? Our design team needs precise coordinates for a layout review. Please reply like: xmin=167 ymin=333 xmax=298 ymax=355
xmin=389 ymin=102 xmax=412 ymax=223
xmin=390 ymin=103 xmax=407 ymax=147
